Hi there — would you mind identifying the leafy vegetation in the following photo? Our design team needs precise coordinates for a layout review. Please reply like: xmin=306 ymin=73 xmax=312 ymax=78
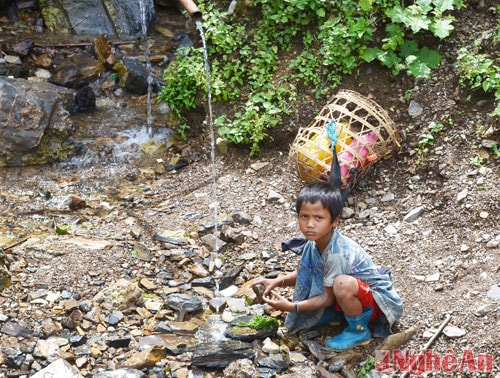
xmin=157 ymin=0 xmax=465 ymax=154
xmin=456 ymin=48 xmax=500 ymax=117
xmin=235 ymin=314 xmax=279 ymax=330
xmin=418 ymin=121 xmax=445 ymax=149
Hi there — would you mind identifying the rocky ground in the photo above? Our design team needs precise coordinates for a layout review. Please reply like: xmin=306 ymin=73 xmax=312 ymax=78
xmin=0 ymin=0 xmax=499 ymax=377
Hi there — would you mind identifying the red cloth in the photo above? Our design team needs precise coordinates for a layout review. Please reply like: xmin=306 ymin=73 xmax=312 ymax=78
xmin=335 ymin=278 xmax=383 ymax=321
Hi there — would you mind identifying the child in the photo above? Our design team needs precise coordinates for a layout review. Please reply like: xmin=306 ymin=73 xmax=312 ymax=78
xmin=252 ymin=182 xmax=403 ymax=351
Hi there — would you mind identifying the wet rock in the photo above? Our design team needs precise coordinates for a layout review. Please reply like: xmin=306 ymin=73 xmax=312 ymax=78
xmin=224 ymin=315 xmax=278 ymax=342
xmin=72 ymin=86 xmax=96 ymax=113
xmin=165 ymin=293 xmax=203 ymax=313
xmin=191 ymin=340 xmax=255 ymax=369
xmin=208 ymin=297 xmax=227 ymax=313
xmin=201 ymin=233 xmax=226 ymax=252
xmin=328 ymin=351 xmax=363 ymax=372
xmin=218 ymin=264 xmax=245 ymax=290
xmin=39 ymin=0 xmax=155 ymax=38
xmin=255 ymin=352 xmax=289 ymax=373
xmin=0 ymin=77 xmax=76 ymax=166
xmin=50 ymin=51 xmax=106 ymax=88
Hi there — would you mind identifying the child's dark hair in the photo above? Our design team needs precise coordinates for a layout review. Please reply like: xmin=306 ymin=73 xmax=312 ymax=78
xmin=296 ymin=182 xmax=343 ymax=221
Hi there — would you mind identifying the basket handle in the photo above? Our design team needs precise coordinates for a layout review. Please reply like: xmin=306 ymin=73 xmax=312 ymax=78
xmin=326 ymin=120 xmax=358 ymax=204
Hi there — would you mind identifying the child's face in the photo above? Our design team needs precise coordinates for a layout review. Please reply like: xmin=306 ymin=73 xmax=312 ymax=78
xmin=298 ymin=200 xmax=338 ymax=252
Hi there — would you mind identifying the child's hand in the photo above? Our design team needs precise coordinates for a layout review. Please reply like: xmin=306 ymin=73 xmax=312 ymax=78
xmin=262 ymin=290 xmax=291 ymax=312
xmin=250 ymin=277 xmax=280 ymax=297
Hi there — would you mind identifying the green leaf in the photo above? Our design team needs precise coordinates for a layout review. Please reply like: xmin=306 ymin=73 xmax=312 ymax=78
xmin=378 ymin=50 xmax=401 ymax=68
xmin=430 ymin=17 xmax=455 ymax=39
xmin=407 ymin=14 xmax=431 ymax=33
xmin=432 ymin=0 xmax=456 ymax=12
xmin=416 ymin=47 xmax=442 ymax=69
xmin=56 ymin=224 xmax=71 ymax=235
xmin=385 ymin=7 xmax=405 ymax=23
xmin=358 ymin=0 xmax=373 ymax=12
xmin=400 ymin=40 xmax=419 ymax=58
xmin=406 ymin=56 xmax=432 ymax=77
xmin=416 ymin=0 xmax=434 ymax=12
xmin=359 ymin=47 xmax=381 ymax=62
xmin=316 ymin=7 xmax=326 ymax=17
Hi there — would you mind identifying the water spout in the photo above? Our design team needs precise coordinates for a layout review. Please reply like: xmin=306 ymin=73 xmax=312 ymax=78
xmin=178 ymin=0 xmax=202 ymax=20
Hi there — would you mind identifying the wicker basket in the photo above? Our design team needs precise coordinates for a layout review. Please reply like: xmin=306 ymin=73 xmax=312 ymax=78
xmin=289 ymin=89 xmax=400 ymax=188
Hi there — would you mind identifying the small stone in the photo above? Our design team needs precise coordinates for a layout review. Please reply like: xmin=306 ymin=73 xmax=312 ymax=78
xmin=267 ymin=190 xmax=285 ymax=203
xmin=443 ymin=325 xmax=466 ymax=338
xmin=425 ymin=273 xmax=440 ymax=282
xmin=250 ymin=162 xmax=270 ymax=171
xmin=384 ymin=223 xmax=399 ymax=235
xmin=140 ymin=278 xmax=157 ymax=291
xmin=456 ymin=189 xmax=468 ymax=203
xmin=262 ymin=337 xmax=280 ymax=354
xmin=408 ymin=100 xmax=423 ymax=117
xmin=403 ymin=206 xmax=424 ymax=223
xmin=487 ymin=284 xmax=500 ymax=300
xmin=472 ymin=303 xmax=497 ymax=317
xmin=381 ymin=192 xmax=395 ymax=202
xmin=479 ymin=211 xmax=489 ymax=219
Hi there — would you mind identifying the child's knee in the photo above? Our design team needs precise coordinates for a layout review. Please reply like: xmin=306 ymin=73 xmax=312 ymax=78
xmin=333 ymin=275 xmax=358 ymax=297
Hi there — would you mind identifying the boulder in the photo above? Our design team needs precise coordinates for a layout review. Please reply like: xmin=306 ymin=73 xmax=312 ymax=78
xmin=38 ymin=0 xmax=156 ymax=38
xmin=0 ymin=77 xmax=77 ymax=166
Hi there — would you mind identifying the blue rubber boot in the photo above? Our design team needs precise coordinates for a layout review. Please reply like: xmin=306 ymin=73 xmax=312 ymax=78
xmin=325 ymin=307 xmax=372 ymax=351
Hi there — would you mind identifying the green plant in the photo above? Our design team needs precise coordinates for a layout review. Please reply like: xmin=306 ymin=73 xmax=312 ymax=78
xmin=158 ymin=0 xmax=465 ymax=154
xmin=469 ymin=154 xmax=484 ymax=166
xmin=403 ymin=90 xmax=411 ymax=102
xmin=361 ymin=0 xmax=463 ymax=77
xmin=417 ymin=122 xmax=444 ymax=148
xmin=456 ymin=47 xmax=500 ymax=116
xmin=55 ymin=224 xmax=71 ymax=235
xmin=157 ymin=47 xmax=207 ymax=136
xmin=492 ymin=144 xmax=499 ymax=157
xmin=236 ymin=315 xmax=279 ymax=330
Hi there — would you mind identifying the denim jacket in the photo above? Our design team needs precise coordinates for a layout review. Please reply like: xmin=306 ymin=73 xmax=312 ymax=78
xmin=285 ymin=230 xmax=403 ymax=335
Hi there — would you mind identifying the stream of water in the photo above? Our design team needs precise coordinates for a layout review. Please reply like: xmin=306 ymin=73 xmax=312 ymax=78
xmin=136 ymin=1 xmax=225 ymax=337
xmin=139 ymin=0 xmax=154 ymax=138
xmin=196 ymin=19 xmax=222 ymax=292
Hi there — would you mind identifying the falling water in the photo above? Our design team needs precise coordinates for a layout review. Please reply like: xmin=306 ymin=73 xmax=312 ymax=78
xmin=139 ymin=0 xmax=154 ymax=137
xmin=196 ymin=19 xmax=220 ymax=285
